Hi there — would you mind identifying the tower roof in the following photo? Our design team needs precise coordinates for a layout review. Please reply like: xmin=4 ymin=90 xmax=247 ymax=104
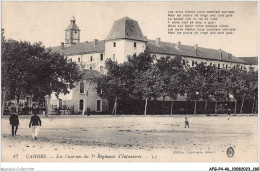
xmin=106 ymin=16 xmax=147 ymax=42
xmin=65 ymin=16 xmax=80 ymax=31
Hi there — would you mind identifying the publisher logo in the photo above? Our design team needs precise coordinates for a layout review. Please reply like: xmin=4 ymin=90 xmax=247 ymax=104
xmin=226 ymin=147 xmax=234 ymax=158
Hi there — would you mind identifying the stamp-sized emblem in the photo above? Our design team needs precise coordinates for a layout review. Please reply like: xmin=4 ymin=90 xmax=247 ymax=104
xmin=226 ymin=147 xmax=234 ymax=158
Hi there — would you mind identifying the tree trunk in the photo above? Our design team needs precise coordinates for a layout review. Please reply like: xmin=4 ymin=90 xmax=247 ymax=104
xmin=16 ymin=97 xmax=20 ymax=115
xmin=215 ymin=101 xmax=217 ymax=115
xmin=112 ymin=96 xmax=117 ymax=115
xmin=144 ymin=98 xmax=148 ymax=115
xmin=194 ymin=100 xmax=197 ymax=116
xmin=170 ymin=100 xmax=173 ymax=115
xmin=251 ymin=96 xmax=255 ymax=115
xmin=234 ymin=100 xmax=237 ymax=115
xmin=204 ymin=101 xmax=208 ymax=114
xmin=1 ymin=90 xmax=6 ymax=116
xmin=82 ymin=82 xmax=90 ymax=116
xmin=115 ymin=96 xmax=117 ymax=115
xmin=162 ymin=96 xmax=166 ymax=114
xmin=240 ymin=97 xmax=244 ymax=114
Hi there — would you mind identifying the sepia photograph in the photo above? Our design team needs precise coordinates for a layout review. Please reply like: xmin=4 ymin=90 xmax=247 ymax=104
xmin=1 ymin=1 xmax=259 ymax=171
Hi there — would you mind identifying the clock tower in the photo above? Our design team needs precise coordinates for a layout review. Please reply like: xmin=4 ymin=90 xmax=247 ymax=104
xmin=65 ymin=16 xmax=80 ymax=47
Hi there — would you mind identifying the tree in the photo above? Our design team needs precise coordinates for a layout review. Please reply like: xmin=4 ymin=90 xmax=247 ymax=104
xmin=1 ymin=31 xmax=83 ymax=115
xmin=98 ymin=52 xmax=155 ymax=115
xmin=155 ymin=56 xmax=186 ymax=114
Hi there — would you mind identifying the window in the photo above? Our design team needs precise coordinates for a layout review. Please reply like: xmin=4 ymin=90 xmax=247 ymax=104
xmin=100 ymin=54 xmax=103 ymax=61
xmin=218 ymin=64 xmax=220 ymax=68
xmin=97 ymin=100 xmax=101 ymax=112
xmin=79 ymin=99 xmax=84 ymax=111
xmin=78 ymin=57 xmax=80 ymax=62
xmin=113 ymin=54 xmax=115 ymax=60
xmin=182 ymin=60 xmax=185 ymax=65
xmin=75 ymin=31 xmax=77 ymax=34
xmin=192 ymin=61 xmax=194 ymax=66
xmin=134 ymin=42 xmax=136 ymax=48
xmin=223 ymin=64 xmax=225 ymax=68
xmin=80 ymin=82 xmax=84 ymax=93
xmin=113 ymin=42 xmax=116 ymax=47
xmin=210 ymin=63 xmax=212 ymax=66
xmin=90 ymin=56 xmax=93 ymax=62
xmin=226 ymin=64 xmax=228 ymax=69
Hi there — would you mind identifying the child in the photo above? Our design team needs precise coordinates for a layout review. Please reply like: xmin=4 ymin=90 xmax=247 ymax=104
xmin=185 ymin=117 xmax=189 ymax=128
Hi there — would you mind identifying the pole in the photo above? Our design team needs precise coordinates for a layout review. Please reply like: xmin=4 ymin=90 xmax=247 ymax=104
xmin=215 ymin=101 xmax=217 ymax=115
xmin=194 ymin=100 xmax=197 ymax=116
xmin=234 ymin=100 xmax=237 ymax=115
xmin=144 ymin=98 xmax=148 ymax=115
xmin=170 ymin=100 xmax=173 ymax=115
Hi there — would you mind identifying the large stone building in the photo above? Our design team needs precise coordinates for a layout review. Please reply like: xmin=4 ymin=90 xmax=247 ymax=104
xmin=49 ymin=16 xmax=250 ymax=114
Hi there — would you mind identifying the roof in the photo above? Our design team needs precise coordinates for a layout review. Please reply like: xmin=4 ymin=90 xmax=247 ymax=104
xmin=65 ymin=23 xmax=80 ymax=31
xmin=237 ymin=57 xmax=258 ymax=65
xmin=50 ymin=40 xmax=105 ymax=56
xmin=106 ymin=16 xmax=147 ymax=42
xmin=82 ymin=69 xmax=102 ymax=79
xmin=146 ymin=40 xmax=247 ymax=64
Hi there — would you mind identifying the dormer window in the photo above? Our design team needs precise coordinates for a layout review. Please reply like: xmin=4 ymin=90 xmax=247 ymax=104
xmin=113 ymin=42 xmax=116 ymax=47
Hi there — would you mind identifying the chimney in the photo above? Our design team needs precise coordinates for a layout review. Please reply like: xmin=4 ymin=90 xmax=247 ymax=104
xmin=61 ymin=42 xmax=64 ymax=50
xmin=219 ymin=49 xmax=222 ymax=59
xmin=228 ymin=53 xmax=232 ymax=60
xmin=94 ymin=39 xmax=98 ymax=47
xmin=175 ymin=41 xmax=181 ymax=49
xmin=194 ymin=44 xmax=198 ymax=55
xmin=156 ymin=38 xmax=161 ymax=44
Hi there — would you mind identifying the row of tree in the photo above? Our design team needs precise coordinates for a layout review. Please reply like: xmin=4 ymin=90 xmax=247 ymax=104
xmin=1 ymin=29 xmax=83 ymax=115
xmin=97 ymin=52 xmax=258 ymax=115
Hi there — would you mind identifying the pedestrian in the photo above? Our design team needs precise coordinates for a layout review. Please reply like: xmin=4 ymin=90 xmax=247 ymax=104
xmin=185 ymin=117 xmax=189 ymax=128
xmin=42 ymin=106 xmax=46 ymax=116
xmin=227 ymin=109 xmax=231 ymax=120
xmin=9 ymin=113 xmax=19 ymax=136
xmin=29 ymin=113 xmax=42 ymax=139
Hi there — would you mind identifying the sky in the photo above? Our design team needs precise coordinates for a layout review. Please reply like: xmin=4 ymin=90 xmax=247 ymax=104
xmin=1 ymin=1 xmax=258 ymax=57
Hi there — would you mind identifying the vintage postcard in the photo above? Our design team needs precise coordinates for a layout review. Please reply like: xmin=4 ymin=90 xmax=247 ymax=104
xmin=1 ymin=1 xmax=258 ymax=168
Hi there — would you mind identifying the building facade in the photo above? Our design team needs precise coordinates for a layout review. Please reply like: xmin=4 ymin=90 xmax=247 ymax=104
xmin=49 ymin=16 xmax=251 ymax=114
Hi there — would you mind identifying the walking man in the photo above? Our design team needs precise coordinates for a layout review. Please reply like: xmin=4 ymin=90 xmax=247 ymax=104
xmin=227 ymin=109 xmax=231 ymax=120
xmin=9 ymin=113 xmax=19 ymax=136
xmin=29 ymin=113 xmax=42 ymax=139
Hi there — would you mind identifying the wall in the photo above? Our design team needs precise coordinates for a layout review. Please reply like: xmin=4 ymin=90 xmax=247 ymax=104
xmin=71 ymin=80 xmax=108 ymax=114
xmin=153 ymin=53 xmax=247 ymax=70
xmin=105 ymin=39 xmax=145 ymax=63
xmin=68 ymin=53 xmax=105 ymax=73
